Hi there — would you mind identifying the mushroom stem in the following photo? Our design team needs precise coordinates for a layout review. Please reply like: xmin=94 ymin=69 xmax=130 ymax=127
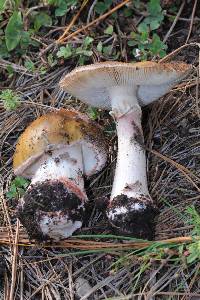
xmin=18 ymin=145 xmax=87 ymax=241
xmin=107 ymin=88 xmax=157 ymax=238
xmin=31 ymin=145 xmax=85 ymax=193
xmin=110 ymin=105 xmax=150 ymax=201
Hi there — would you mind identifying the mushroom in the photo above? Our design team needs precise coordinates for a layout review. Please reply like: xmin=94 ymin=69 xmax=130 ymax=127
xmin=13 ymin=109 xmax=107 ymax=241
xmin=59 ymin=61 xmax=191 ymax=239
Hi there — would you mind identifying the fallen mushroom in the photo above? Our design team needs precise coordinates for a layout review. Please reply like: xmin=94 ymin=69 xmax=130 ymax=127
xmin=59 ymin=61 xmax=192 ymax=239
xmin=13 ymin=109 xmax=107 ymax=241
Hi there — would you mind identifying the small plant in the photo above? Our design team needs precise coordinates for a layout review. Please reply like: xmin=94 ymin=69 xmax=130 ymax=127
xmin=57 ymin=36 xmax=94 ymax=65
xmin=0 ymin=89 xmax=21 ymax=110
xmin=47 ymin=0 xmax=78 ymax=17
xmin=183 ymin=206 xmax=200 ymax=263
xmin=128 ymin=32 xmax=167 ymax=60
xmin=47 ymin=53 xmax=58 ymax=67
xmin=5 ymin=11 xmax=24 ymax=51
xmin=0 ymin=1 xmax=50 ymax=56
xmin=186 ymin=205 xmax=200 ymax=236
xmin=57 ymin=44 xmax=72 ymax=59
xmin=128 ymin=0 xmax=167 ymax=60
xmin=94 ymin=0 xmax=112 ymax=15
xmin=138 ymin=0 xmax=164 ymax=32
xmin=24 ymin=59 xmax=35 ymax=72
xmin=6 ymin=176 xmax=30 ymax=199
xmin=33 ymin=12 xmax=52 ymax=32
xmin=104 ymin=25 xmax=113 ymax=35
xmin=87 ymin=107 xmax=100 ymax=120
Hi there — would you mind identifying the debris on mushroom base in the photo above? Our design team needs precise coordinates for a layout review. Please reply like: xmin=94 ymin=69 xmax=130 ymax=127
xmin=59 ymin=61 xmax=192 ymax=239
xmin=17 ymin=145 xmax=86 ymax=241
xmin=13 ymin=109 xmax=107 ymax=241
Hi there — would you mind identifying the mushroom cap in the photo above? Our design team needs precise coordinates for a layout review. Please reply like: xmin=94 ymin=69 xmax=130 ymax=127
xmin=13 ymin=109 xmax=107 ymax=178
xmin=59 ymin=61 xmax=192 ymax=109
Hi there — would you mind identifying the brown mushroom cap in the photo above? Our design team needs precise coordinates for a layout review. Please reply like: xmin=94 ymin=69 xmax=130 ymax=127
xmin=59 ymin=61 xmax=192 ymax=108
xmin=13 ymin=109 xmax=107 ymax=178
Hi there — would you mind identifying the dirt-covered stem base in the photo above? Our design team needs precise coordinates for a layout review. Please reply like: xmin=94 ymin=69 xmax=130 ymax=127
xmin=107 ymin=104 xmax=158 ymax=239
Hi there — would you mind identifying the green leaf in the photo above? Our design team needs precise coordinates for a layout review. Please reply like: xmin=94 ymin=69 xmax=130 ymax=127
xmin=47 ymin=53 xmax=57 ymax=67
xmin=147 ymin=0 xmax=162 ymax=16
xmin=24 ymin=59 xmax=35 ymax=71
xmin=83 ymin=36 xmax=94 ymax=47
xmin=87 ymin=107 xmax=100 ymax=120
xmin=150 ymin=33 xmax=167 ymax=55
xmin=104 ymin=25 xmax=113 ymax=35
xmin=78 ymin=55 xmax=86 ymax=65
xmin=6 ymin=65 xmax=14 ymax=77
xmin=6 ymin=186 xmax=17 ymax=199
xmin=128 ymin=40 xmax=137 ymax=47
xmin=55 ymin=0 xmax=78 ymax=16
xmin=20 ymin=31 xmax=31 ymax=50
xmin=34 ymin=12 xmax=52 ymax=31
xmin=6 ymin=176 xmax=30 ymax=199
xmin=0 ymin=40 xmax=10 ymax=58
xmin=159 ymin=49 xmax=167 ymax=58
xmin=0 ymin=89 xmax=21 ymax=110
xmin=5 ymin=11 xmax=23 ymax=51
xmin=13 ymin=176 xmax=29 ymax=188
xmin=102 ymin=45 xmax=112 ymax=55
xmin=95 ymin=0 xmax=112 ymax=14
xmin=0 ymin=0 xmax=6 ymax=13
xmin=76 ymin=48 xmax=93 ymax=56
xmin=185 ymin=206 xmax=200 ymax=236
xmin=97 ymin=41 xmax=103 ymax=52
xmin=187 ymin=242 xmax=200 ymax=264
xmin=137 ymin=22 xmax=148 ymax=33
xmin=55 ymin=1 xmax=68 ymax=16
xmin=57 ymin=45 xmax=72 ymax=58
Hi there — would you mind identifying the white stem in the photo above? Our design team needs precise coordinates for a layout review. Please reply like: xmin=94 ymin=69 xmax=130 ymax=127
xmin=109 ymin=87 xmax=151 ymax=202
xmin=31 ymin=145 xmax=85 ymax=192
xmin=21 ymin=145 xmax=87 ymax=240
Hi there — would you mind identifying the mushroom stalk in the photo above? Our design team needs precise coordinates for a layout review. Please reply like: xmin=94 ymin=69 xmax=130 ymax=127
xmin=18 ymin=145 xmax=87 ymax=241
xmin=107 ymin=88 xmax=157 ymax=238
xmin=108 ymin=87 xmax=152 ymax=205
xmin=110 ymin=105 xmax=151 ymax=202
xmin=31 ymin=145 xmax=85 ymax=194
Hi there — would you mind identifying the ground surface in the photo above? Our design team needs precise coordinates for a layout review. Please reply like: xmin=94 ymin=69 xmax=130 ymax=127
xmin=0 ymin=0 xmax=200 ymax=299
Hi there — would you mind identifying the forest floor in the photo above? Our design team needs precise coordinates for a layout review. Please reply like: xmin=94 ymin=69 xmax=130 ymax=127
xmin=0 ymin=0 xmax=200 ymax=299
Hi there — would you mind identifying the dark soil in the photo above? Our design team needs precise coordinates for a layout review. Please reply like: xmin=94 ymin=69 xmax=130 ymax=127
xmin=107 ymin=194 xmax=159 ymax=240
xmin=17 ymin=180 xmax=85 ymax=241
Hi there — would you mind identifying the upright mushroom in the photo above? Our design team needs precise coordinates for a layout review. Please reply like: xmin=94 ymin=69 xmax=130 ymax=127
xmin=59 ymin=61 xmax=191 ymax=239
xmin=13 ymin=109 xmax=107 ymax=240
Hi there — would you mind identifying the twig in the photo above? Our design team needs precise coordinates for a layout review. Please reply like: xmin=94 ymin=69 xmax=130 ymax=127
xmin=185 ymin=0 xmax=197 ymax=44
xmin=101 ymin=291 xmax=200 ymax=299
xmin=0 ymin=227 xmax=198 ymax=249
xmin=25 ymin=5 xmax=47 ymax=17
xmin=195 ymin=47 xmax=200 ymax=118
xmin=87 ymin=0 xmax=98 ymax=24
xmin=57 ymin=0 xmax=90 ymax=44
xmin=9 ymin=220 xmax=20 ymax=300
xmin=59 ymin=0 xmax=131 ymax=43
xmin=163 ymin=1 xmax=185 ymax=44
xmin=159 ymin=42 xmax=199 ymax=63
xmin=149 ymin=149 xmax=200 ymax=192
xmin=39 ymin=42 xmax=57 ymax=57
